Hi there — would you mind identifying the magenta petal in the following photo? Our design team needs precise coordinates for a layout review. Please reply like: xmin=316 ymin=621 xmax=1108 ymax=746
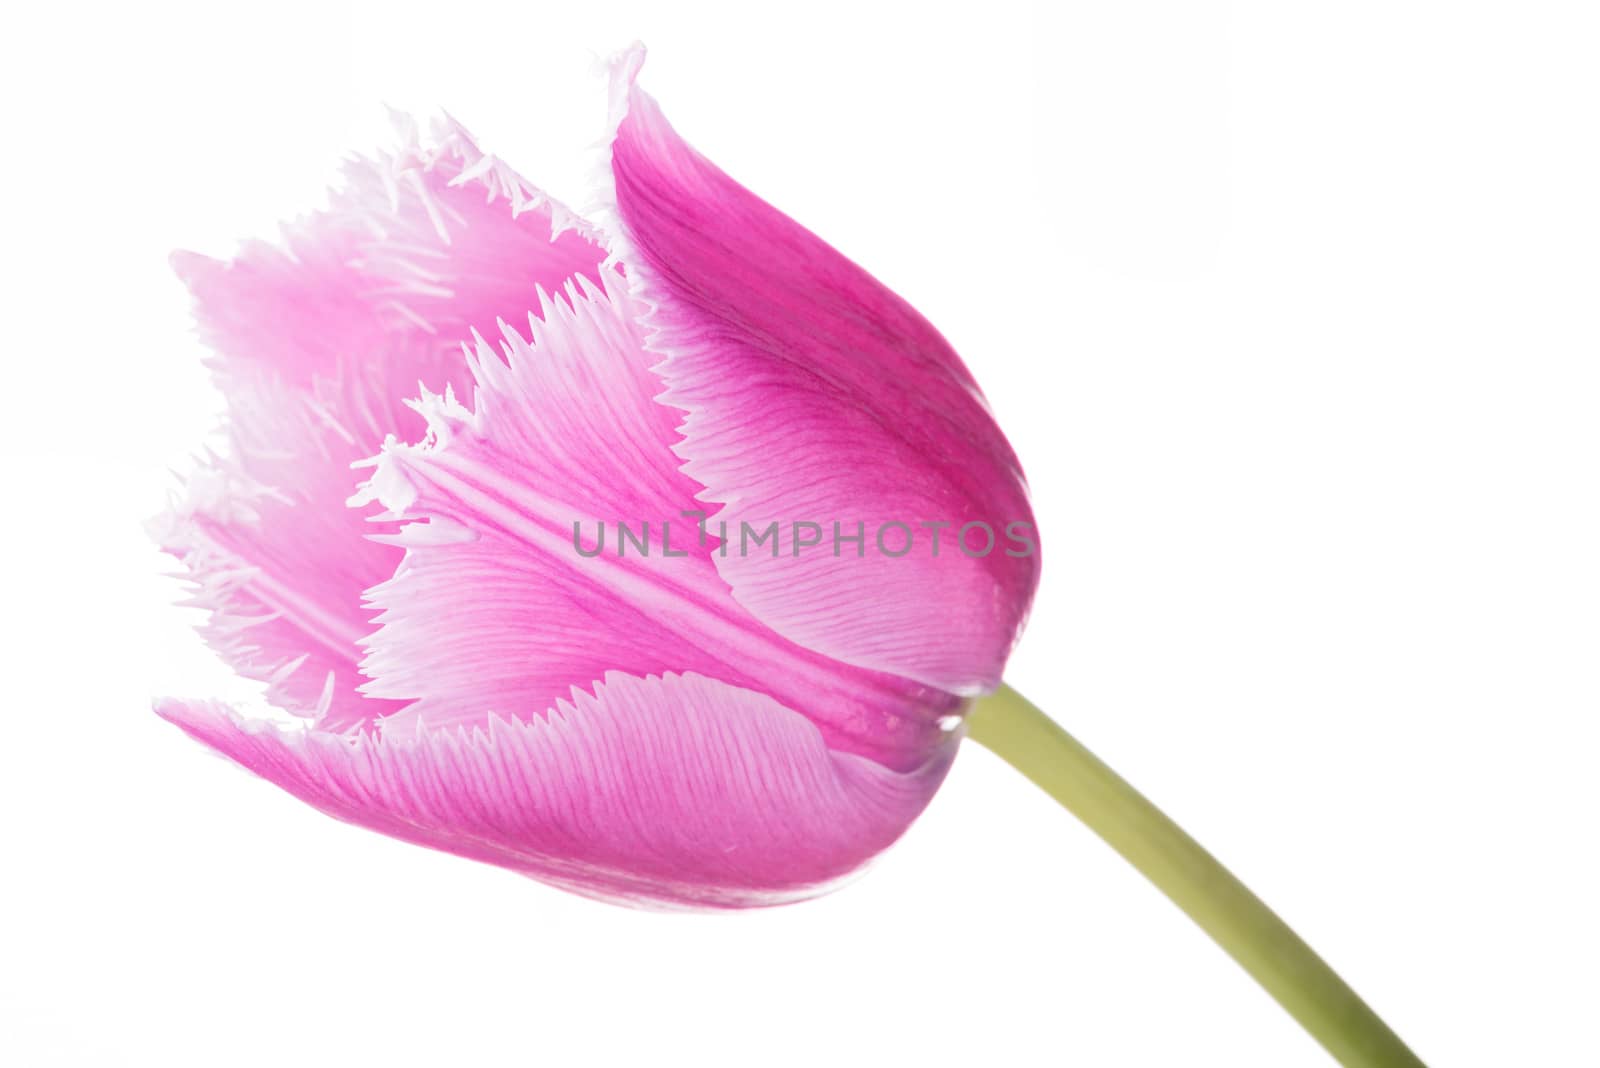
xmin=604 ymin=49 xmax=1039 ymax=695
xmin=159 ymin=119 xmax=605 ymax=729
xmin=157 ymin=671 xmax=954 ymax=907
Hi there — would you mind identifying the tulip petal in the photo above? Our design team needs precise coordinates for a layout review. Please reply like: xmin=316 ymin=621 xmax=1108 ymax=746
xmin=351 ymin=266 xmax=721 ymax=733
xmin=161 ymin=118 xmax=605 ymax=729
xmin=151 ymin=370 xmax=410 ymax=728
xmin=157 ymin=670 xmax=954 ymax=907
xmin=177 ymin=114 xmax=602 ymax=392
xmin=601 ymin=48 xmax=1039 ymax=695
xmin=354 ymin=267 xmax=959 ymax=769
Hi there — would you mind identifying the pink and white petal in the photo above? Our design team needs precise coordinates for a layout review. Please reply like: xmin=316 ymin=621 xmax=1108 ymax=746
xmin=179 ymin=115 xmax=602 ymax=400
xmin=354 ymin=269 xmax=958 ymax=769
xmin=354 ymin=516 xmax=701 ymax=734
xmin=601 ymin=47 xmax=1039 ymax=695
xmin=152 ymin=373 xmax=411 ymax=729
xmin=352 ymin=267 xmax=722 ymax=730
xmin=156 ymin=670 xmax=955 ymax=908
xmin=162 ymin=118 xmax=607 ymax=729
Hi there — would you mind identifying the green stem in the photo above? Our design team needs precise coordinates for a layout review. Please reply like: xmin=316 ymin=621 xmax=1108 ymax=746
xmin=966 ymin=684 xmax=1424 ymax=1067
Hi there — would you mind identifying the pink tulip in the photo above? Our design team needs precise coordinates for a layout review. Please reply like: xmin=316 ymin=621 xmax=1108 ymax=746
xmin=155 ymin=45 xmax=1039 ymax=907
xmin=156 ymin=44 xmax=1427 ymax=1065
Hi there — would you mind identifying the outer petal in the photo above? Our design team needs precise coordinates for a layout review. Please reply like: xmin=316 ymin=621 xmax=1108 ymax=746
xmin=157 ymin=671 xmax=954 ymax=908
xmin=602 ymin=48 xmax=1040 ymax=696
xmin=354 ymin=268 xmax=959 ymax=770
xmin=159 ymin=118 xmax=605 ymax=729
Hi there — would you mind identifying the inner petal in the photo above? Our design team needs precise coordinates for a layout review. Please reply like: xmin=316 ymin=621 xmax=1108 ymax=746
xmin=356 ymin=269 xmax=961 ymax=771
xmin=160 ymin=117 xmax=606 ymax=730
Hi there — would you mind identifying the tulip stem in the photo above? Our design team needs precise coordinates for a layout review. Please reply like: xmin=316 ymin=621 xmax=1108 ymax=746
xmin=965 ymin=684 xmax=1424 ymax=1068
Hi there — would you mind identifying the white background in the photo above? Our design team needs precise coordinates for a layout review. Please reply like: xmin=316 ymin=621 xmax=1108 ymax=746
xmin=3 ymin=2 xmax=1596 ymax=1065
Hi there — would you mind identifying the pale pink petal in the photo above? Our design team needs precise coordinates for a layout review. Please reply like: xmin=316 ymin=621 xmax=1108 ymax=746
xmin=179 ymin=116 xmax=602 ymax=394
xmin=355 ymin=268 xmax=959 ymax=771
xmin=601 ymin=47 xmax=1039 ymax=696
xmin=151 ymin=371 xmax=408 ymax=728
xmin=160 ymin=119 xmax=605 ymax=729
xmin=157 ymin=671 xmax=954 ymax=908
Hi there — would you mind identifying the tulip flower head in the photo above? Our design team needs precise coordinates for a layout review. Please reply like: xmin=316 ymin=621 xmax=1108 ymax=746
xmin=150 ymin=49 xmax=1428 ymax=1068
xmin=156 ymin=44 xmax=1039 ymax=907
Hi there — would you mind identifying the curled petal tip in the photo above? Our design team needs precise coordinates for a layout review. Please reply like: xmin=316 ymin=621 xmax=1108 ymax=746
xmin=604 ymin=43 xmax=648 ymax=138
xmin=609 ymin=41 xmax=647 ymax=80
xmin=168 ymin=249 xmax=220 ymax=286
